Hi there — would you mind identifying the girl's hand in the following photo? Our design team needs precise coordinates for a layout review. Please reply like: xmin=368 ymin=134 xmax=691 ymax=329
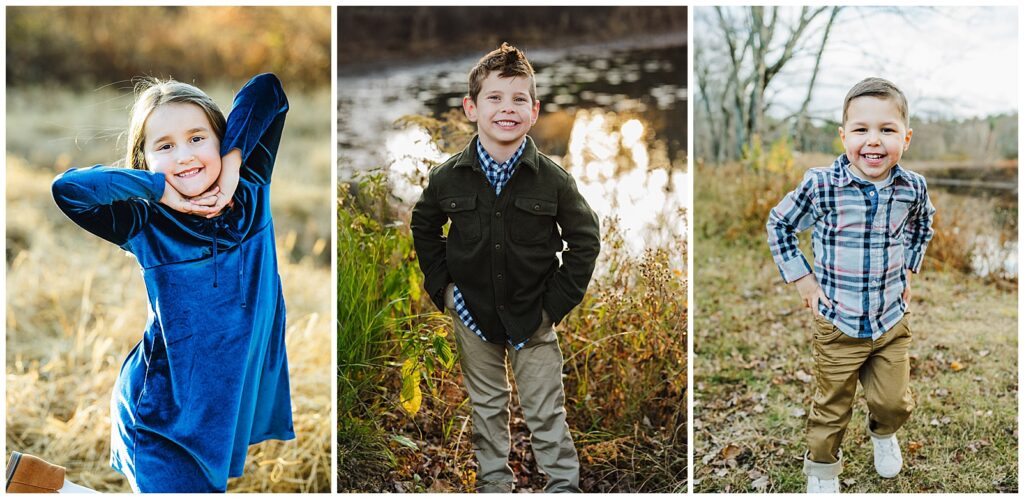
xmin=197 ymin=149 xmax=242 ymax=219
xmin=159 ymin=180 xmax=221 ymax=216
xmin=794 ymin=273 xmax=832 ymax=316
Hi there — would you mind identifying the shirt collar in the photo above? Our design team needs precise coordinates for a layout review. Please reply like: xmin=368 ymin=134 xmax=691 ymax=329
xmin=454 ymin=135 xmax=539 ymax=172
xmin=477 ymin=136 xmax=526 ymax=171
xmin=831 ymin=153 xmax=909 ymax=188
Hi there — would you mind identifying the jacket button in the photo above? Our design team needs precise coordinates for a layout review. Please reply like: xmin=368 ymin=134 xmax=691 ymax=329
xmin=498 ymin=305 xmax=505 ymax=311
xmin=497 ymin=273 xmax=503 ymax=280
xmin=534 ymin=204 xmax=541 ymax=210
xmin=495 ymin=211 xmax=502 ymax=218
xmin=495 ymin=243 xmax=501 ymax=250
xmin=450 ymin=201 xmax=457 ymax=208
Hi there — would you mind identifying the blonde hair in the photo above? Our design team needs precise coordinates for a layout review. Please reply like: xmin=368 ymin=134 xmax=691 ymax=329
xmin=126 ymin=78 xmax=226 ymax=170
xmin=468 ymin=42 xmax=536 ymax=103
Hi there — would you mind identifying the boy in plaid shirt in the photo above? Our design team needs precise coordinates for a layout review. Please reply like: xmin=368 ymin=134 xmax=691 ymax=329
xmin=767 ymin=77 xmax=935 ymax=493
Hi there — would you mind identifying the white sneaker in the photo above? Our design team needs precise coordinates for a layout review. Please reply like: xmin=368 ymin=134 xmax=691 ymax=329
xmin=871 ymin=433 xmax=903 ymax=478
xmin=803 ymin=450 xmax=842 ymax=493
xmin=807 ymin=475 xmax=840 ymax=493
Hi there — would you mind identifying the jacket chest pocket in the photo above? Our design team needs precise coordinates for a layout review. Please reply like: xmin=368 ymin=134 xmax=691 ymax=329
xmin=441 ymin=195 xmax=481 ymax=243
xmin=511 ymin=197 xmax=557 ymax=244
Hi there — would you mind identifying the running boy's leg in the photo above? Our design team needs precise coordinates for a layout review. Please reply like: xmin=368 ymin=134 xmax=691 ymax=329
xmin=806 ymin=316 xmax=871 ymax=463
xmin=449 ymin=311 xmax=515 ymax=492
xmin=509 ymin=323 xmax=581 ymax=493
xmin=860 ymin=314 xmax=914 ymax=436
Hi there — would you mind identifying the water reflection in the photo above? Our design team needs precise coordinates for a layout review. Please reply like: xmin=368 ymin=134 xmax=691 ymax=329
xmin=562 ymin=110 xmax=687 ymax=259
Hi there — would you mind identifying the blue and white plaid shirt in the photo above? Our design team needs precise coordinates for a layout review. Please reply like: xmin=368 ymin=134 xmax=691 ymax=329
xmin=453 ymin=138 xmax=529 ymax=349
xmin=767 ymin=154 xmax=935 ymax=340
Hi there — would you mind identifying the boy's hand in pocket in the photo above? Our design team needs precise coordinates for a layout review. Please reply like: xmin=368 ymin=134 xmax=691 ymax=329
xmin=444 ymin=283 xmax=455 ymax=310
xmin=794 ymin=273 xmax=832 ymax=316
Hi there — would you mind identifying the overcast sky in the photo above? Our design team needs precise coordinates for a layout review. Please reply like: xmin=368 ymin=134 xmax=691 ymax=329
xmin=699 ymin=6 xmax=1018 ymax=122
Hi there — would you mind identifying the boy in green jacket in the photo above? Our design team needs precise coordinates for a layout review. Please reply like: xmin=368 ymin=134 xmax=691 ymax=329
xmin=411 ymin=42 xmax=601 ymax=493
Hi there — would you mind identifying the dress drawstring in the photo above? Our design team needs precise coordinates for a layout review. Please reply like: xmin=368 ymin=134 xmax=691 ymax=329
xmin=206 ymin=213 xmax=245 ymax=308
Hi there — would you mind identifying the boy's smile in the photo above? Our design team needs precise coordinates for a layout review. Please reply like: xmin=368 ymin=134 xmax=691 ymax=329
xmin=463 ymin=72 xmax=540 ymax=159
xmin=839 ymin=96 xmax=912 ymax=182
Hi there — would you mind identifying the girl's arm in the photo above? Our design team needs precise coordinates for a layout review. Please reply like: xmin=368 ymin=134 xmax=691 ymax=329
xmin=51 ymin=166 xmax=167 ymax=246
xmin=221 ymin=73 xmax=289 ymax=185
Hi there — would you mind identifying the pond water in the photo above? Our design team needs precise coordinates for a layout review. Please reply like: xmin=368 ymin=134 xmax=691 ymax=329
xmin=338 ymin=42 xmax=688 ymax=268
xmin=921 ymin=166 xmax=1017 ymax=279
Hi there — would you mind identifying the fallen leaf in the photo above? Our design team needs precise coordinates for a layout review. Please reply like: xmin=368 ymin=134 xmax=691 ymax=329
xmin=790 ymin=407 xmax=807 ymax=418
xmin=842 ymin=478 xmax=857 ymax=486
xmin=794 ymin=370 xmax=813 ymax=383
xmin=720 ymin=444 xmax=743 ymax=460
xmin=751 ymin=475 xmax=769 ymax=490
xmin=950 ymin=361 xmax=965 ymax=371
xmin=907 ymin=441 xmax=924 ymax=454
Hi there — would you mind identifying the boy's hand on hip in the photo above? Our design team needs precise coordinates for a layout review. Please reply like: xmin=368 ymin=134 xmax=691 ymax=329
xmin=794 ymin=273 xmax=832 ymax=316
xmin=903 ymin=277 xmax=912 ymax=310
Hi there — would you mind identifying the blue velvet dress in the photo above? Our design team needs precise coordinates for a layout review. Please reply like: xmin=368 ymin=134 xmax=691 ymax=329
xmin=51 ymin=73 xmax=294 ymax=492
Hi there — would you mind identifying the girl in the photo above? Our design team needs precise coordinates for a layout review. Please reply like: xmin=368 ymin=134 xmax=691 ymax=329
xmin=48 ymin=73 xmax=294 ymax=492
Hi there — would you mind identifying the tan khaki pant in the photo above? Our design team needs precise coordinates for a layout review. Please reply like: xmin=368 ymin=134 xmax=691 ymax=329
xmin=807 ymin=313 xmax=915 ymax=464
xmin=449 ymin=310 xmax=581 ymax=493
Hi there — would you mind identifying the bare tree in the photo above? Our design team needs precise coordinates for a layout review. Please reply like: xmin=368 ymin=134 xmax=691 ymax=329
xmin=698 ymin=6 xmax=838 ymax=165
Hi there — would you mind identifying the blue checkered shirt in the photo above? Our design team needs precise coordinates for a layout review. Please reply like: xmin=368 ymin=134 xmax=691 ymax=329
xmin=767 ymin=154 xmax=935 ymax=340
xmin=452 ymin=138 xmax=529 ymax=349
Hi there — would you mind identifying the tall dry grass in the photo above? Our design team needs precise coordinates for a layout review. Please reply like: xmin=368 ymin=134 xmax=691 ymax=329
xmin=5 ymin=85 xmax=332 ymax=492
xmin=337 ymin=171 xmax=687 ymax=490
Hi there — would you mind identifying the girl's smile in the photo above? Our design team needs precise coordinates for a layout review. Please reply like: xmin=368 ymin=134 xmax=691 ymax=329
xmin=144 ymin=102 xmax=222 ymax=198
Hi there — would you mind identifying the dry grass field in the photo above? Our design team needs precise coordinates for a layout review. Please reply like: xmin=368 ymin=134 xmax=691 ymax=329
xmin=5 ymin=85 xmax=332 ymax=492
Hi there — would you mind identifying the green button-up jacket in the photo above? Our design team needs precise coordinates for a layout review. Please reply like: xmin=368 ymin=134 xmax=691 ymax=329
xmin=411 ymin=136 xmax=601 ymax=346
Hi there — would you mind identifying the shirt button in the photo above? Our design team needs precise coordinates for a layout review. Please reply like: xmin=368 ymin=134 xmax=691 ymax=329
xmin=495 ymin=211 xmax=502 ymax=218
xmin=495 ymin=243 xmax=502 ymax=250
xmin=450 ymin=201 xmax=457 ymax=208
xmin=869 ymin=192 xmax=876 ymax=197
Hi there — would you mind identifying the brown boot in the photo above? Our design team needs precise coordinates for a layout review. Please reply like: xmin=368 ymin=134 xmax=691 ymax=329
xmin=6 ymin=453 xmax=65 ymax=493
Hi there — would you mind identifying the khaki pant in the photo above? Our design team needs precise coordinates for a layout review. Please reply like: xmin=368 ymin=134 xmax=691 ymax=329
xmin=806 ymin=313 xmax=915 ymax=464
xmin=449 ymin=310 xmax=581 ymax=493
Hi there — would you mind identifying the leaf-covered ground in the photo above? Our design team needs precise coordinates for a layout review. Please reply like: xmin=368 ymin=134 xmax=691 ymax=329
xmin=694 ymin=241 xmax=1018 ymax=493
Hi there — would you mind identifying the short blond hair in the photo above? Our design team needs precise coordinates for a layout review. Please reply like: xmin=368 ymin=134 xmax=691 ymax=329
xmin=126 ymin=79 xmax=225 ymax=170
xmin=843 ymin=77 xmax=910 ymax=127
xmin=467 ymin=42 xmax=536 ymax=103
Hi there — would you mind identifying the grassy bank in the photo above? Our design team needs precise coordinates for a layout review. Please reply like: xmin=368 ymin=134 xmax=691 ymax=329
xmin=693 ymin=161 xmax=1017 ymax=493
xmin=5 ymin=86 xmax=332 ymax=492
xmin=337 ymin=172 xmax=687 ymax=492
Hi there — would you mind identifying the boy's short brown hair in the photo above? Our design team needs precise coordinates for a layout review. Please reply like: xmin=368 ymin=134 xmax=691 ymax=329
xmin=468 ymin=42 xmax=536 ymax=102
xmin=842 ymin=77 xmax=910 ymax=126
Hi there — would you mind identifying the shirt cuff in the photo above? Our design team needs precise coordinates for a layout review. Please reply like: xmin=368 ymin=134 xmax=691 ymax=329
xmin=777 ymin=256 xmax=813 ymax=283
xmin=905 ymin=248 xmax=924 ymax=273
